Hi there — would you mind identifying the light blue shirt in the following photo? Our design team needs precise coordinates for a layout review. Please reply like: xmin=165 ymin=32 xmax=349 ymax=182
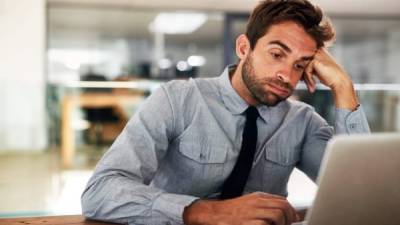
xmin=82 ymin=65 xmax=370 ymax=225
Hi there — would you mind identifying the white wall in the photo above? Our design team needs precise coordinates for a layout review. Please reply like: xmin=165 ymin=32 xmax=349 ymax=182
xmin=0 ymin=0 xmax=47 ymax=152
xmin=387 ymin=30 xmax=400 ymax=83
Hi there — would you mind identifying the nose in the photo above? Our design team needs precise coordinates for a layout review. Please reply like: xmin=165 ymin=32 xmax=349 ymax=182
xmin=275 ymin=62 xmax=296 ymax=83
xmin=276 ymin=71 xmax=291 ymax=83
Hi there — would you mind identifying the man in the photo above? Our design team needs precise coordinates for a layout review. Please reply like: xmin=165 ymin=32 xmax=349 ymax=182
xmin=82 ymin=1 xmax=370 ymax=225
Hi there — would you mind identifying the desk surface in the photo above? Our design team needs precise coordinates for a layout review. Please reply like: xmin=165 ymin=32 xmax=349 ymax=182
xmin=0 ymin=215 xmax=117 ymax=225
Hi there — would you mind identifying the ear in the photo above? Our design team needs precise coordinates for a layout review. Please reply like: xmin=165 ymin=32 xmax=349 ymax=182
xmin=235 ymin=34 xmax=250 ymax=60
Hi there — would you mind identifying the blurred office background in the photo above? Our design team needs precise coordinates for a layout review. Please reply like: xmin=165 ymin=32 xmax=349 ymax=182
xmin=1 ymin=0 xmax=400 ymax=218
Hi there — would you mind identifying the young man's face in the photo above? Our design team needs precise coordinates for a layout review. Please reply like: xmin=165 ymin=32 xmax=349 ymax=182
xmin=241 ymin=21 xmax=317 ymax=106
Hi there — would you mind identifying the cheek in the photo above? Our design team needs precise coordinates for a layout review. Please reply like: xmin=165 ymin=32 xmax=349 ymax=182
xmin=294 ymin=70 xmax=305 ymax=81
xmin=252 ymin=52 xmax=275 ymax=68
xmin=290 ymin=75 xmax=302 ymax=87
xmin=251 ymin=61 xmax=277 ymax=79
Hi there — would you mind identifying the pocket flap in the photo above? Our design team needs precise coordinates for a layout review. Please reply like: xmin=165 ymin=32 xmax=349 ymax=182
xmin=264 ymin=144 xmax=299 ymax=166
xmin=179 ymin=142 xmax=228 ymax=164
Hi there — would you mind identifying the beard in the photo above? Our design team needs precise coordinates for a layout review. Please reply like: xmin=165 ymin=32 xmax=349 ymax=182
xmin=242 ymin=54 xmax=294 ymax=106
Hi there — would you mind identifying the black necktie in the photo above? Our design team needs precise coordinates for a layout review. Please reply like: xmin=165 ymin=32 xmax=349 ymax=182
xmin=220 ymin=106 xmax=259 ymax=199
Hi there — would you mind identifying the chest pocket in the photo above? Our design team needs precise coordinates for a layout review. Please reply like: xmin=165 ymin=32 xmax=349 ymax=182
xmin=264 ymin=144 xmax=300 ymax=166
xmin=258 ymin=142 xmax=300 ymax=195
xmin=174 ymin=141 xmax=228 ymax=195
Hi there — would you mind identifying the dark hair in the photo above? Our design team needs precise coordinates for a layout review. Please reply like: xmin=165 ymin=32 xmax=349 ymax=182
xmin=246 ymin=0 xmax=335 ymax=49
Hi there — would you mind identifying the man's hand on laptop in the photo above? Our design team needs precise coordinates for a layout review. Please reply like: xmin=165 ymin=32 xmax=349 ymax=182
xmin=183 ymin=192 xmax=300 ymax=225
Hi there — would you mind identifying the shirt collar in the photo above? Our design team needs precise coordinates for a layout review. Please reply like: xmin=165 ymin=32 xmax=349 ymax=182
xmin=217 ymin=64 xmax=286 ymax=122
xmin=218 ymin=65 xmax=247 ymax=115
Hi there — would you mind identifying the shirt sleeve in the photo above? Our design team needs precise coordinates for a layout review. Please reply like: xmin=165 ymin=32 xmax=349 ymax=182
xmin=297 ymin=105 xmax=370 ymax=182
xmin=81 ymin=85 xmax=198 ymax=225
xmin=334 ymin=105 xmax=370 ymax=134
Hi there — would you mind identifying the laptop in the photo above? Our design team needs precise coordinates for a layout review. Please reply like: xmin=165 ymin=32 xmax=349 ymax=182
xmin=293 ymin=133 xmax=400 ymax=225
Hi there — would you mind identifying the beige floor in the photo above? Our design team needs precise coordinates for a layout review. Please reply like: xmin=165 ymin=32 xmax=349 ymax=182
xmin=0 ymin=147 xmax=102 ymax=218
xmin=0 ymin=148 xmax=316 ymax=218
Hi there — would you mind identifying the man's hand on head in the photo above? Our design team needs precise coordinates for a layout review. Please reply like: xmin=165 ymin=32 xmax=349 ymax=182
xmin=183 ymin=192 xmax=300 ymax=225
xmin=303 ymin=48 xmax=359 ymax=111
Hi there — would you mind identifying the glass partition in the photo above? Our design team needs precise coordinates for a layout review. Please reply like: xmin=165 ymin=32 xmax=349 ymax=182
xmin=46 ymin=6 xmax=225 ymax=165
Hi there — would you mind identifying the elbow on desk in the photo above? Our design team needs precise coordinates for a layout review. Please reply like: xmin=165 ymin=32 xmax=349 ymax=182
xmin=80 ymin=177 xmax=111 ymax=221
xmin=81 ymin=184 xmax=99 ymax=219
xmin=80 ymin=177 xmax=126 ymax=223
xmin=81 ymin=183 xmax=134 ymax=225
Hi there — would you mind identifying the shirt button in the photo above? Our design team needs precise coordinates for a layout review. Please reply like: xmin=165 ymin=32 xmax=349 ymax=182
xmin=200 ymin=153 xmax=205 ymax=159
xmin=350 ymin=123 xmax=357 ymax=129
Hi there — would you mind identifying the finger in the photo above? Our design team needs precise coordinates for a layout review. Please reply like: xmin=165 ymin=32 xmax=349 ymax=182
xmin=250 ymin=208 xmax=287 ymax=225
xmin=320 ymin=47 xmax=334 ymax=59
xmin=248 ymin=192 xmax=297 ymax=225
xmin=248 ymin=220 xmax=272 ymax=225
xmin=283 ymin=202 xmax=297 ymax=225
xmin=296 ymin=212 xmax=301 ymax=222
xmin=305 ymin=74 xmax=316 ymax=93
xmin=264 ymin=208 xmax=286 ymax=225
xmin=313 ymin=48 xmax=329 ymax=61
xmin=254 ymin=198 xmax=297 ymax=225
xmin=249 ymin=208 xmax=285 ymax=225
xmin=252 ymin=192 xmax=286 ymax=200
xmin=303 ymin=62 xmax=316 ymax=93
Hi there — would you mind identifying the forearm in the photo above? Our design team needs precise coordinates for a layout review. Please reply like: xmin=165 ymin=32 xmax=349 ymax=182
xmin=330 ymin=73 xmax=370 ymax=134
xmin=82 ymin=173 xmax=158 ymax=224
xmin=82 ymin=171 xmax=198 ymax=225
xmin=183 ymin=199 xmax=217 ymax=225
xmin=331 ymin=79 xmax=359 ymax=111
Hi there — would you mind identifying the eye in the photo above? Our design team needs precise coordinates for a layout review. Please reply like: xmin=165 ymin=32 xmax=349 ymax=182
xmin=294 ymin=63 xmax=305 ymax=71
xmin=270 ymin=52 xmax=282 ymax=60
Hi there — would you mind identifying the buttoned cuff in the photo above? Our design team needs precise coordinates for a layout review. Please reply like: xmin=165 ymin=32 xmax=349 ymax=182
xmin=152 ymin=193 xmax=199 ymax=225
xmin=335 ymin=104 xmax=370 ymax=134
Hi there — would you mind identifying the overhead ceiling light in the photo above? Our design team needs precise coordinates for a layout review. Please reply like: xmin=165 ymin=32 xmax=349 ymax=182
xmin=158 ymin=58 xmax=172 ymax=69
xmin=149 ymin=12 xmax=207 ymax=34
xmin=187 ymin=55 xmax=206 ymax=67
xmin=176 ymin=61 xmax=190 ymax=71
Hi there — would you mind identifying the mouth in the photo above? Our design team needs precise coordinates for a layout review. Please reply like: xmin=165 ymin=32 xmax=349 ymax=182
xmin=267 ymin=83 xmax=290 ymax=97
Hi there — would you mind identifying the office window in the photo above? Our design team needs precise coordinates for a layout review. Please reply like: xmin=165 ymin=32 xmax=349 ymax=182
xmin=47 ymin=6 xmax=224 ymax=83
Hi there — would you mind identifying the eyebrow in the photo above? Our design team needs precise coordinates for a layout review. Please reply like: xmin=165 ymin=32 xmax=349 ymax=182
xmin=268 ymin=40 xmax=291 ymax=53
xmin=301 ymin=55 xmax=314 ymax=61
xmin=268 ymin=40 xmax=314 ymax=61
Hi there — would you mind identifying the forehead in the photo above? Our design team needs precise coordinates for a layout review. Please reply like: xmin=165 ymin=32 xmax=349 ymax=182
xmin=256 ymin=21 xmax=317 ymax=54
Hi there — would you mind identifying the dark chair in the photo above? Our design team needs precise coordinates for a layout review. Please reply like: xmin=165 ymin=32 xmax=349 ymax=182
xmin=81 ymin=73 xmax=121 ymax=147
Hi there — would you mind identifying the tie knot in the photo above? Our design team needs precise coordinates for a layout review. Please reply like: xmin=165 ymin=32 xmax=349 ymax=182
xmin=245 ymin=106 xmax=259 ymax=120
